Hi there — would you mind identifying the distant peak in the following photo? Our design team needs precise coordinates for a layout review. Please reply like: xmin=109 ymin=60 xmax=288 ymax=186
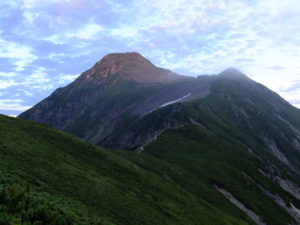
xmin=220 ymin=67 xmax=243 ymax=75
xmin=218 ymin=68 xmax=247 ymax=78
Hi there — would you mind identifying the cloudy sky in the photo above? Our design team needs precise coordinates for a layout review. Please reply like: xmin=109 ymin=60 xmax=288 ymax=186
xmin=0 ymin=0 xmax=300 ymax=116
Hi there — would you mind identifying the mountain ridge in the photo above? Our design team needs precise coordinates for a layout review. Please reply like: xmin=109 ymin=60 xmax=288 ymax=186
xmin=18 ymin=52 xmax=211 ymax=144
xmin=19 ymin=53 xmax=300 ymax=157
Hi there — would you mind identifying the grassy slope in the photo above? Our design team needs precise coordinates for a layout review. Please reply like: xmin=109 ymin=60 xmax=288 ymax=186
xmin=120 ymin=125 xmax=299 ymax=225
xmin=0 ymin=114 xmax=247 ymax=225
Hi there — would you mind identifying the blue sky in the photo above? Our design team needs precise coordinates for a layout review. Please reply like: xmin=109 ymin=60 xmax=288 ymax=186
xmin=0 ymin=0 xmax=300 ymax=116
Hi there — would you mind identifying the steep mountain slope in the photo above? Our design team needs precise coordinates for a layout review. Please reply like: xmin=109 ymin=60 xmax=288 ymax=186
xmin=19 ymin=53 xmax=300 ymax=161
xmin=108 ymin=69 xmax=300 ymax=165
xmin=0 ymin=114 xmax=250 ymax=225
xmin=19 ymin=52 xmax=209 ymax=145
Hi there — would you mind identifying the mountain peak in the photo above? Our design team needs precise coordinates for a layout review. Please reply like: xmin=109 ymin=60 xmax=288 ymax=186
xmin=100 ymin=52 xmax=150 ymax=64
xmin=81 ymin=52 xmax=190 ymax=84
xmin=218 ymin=68 xmax=247 ymax=79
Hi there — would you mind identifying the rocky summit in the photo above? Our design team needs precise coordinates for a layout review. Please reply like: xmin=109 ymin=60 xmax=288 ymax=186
xmin=78 ymin=52 xmax=192 ymax=83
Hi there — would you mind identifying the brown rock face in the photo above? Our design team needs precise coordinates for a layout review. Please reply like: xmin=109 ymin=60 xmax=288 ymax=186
xmin=80 ymin=52 xmax=190 ymax=83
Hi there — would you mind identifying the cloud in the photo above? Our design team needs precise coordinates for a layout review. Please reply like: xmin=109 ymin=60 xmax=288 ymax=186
xmin=23 ymin=67 xmax=50 ymax=84
xmin=0 ymin=66 xmax=54 ymax=96
xmin=0 ymin=38 xmax=37 ymax=71
xmin=279 ymin=89 xmax=300 ymax=104
xmin=58 ymin=74 xmax=79 ymax=83
xmin=66 ymin=23 xmax=103 ymax=39
xmin=0 ymin=72 xmax=17 ymax=77
xmin=0 ymin=99 xmax=31 ymax=111
xmin=19 ymin=89 xmax=34 ymax=97
xmin=0 ymin=80 xmax=18 ymax=89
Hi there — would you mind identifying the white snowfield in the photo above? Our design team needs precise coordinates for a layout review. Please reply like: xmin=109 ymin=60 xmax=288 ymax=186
xmin=158 ymin=93 xmax=191 ymax=108
xmin=147 ymin=93 xmax=192 ymax=115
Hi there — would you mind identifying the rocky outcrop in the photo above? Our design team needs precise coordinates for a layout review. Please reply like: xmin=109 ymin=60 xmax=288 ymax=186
xmin=258 ymin=184 xmax=300 ymax=224
xmin=215 ymin=185 xmax=266 ymax=225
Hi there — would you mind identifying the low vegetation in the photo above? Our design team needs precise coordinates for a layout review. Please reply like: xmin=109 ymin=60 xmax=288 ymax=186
xmin=0 ymin=115 xmax=247 ymax=225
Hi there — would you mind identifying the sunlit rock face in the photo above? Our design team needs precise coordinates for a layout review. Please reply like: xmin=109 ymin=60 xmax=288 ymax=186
xmin=79 ymin=52 xmax=192 ymax=83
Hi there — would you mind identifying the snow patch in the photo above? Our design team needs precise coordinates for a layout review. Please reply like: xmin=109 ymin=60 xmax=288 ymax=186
xmin=158 ymin=93 xmax=191 ymax=108
xmin=146 ymin=93 xmax=192 ymax=115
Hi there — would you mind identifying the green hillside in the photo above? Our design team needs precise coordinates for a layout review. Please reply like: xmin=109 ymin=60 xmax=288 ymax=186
xmin=120 ymin=125 xmax=300 ymax=225
xmin=0 ymin=114 xmax=249 ymax=225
